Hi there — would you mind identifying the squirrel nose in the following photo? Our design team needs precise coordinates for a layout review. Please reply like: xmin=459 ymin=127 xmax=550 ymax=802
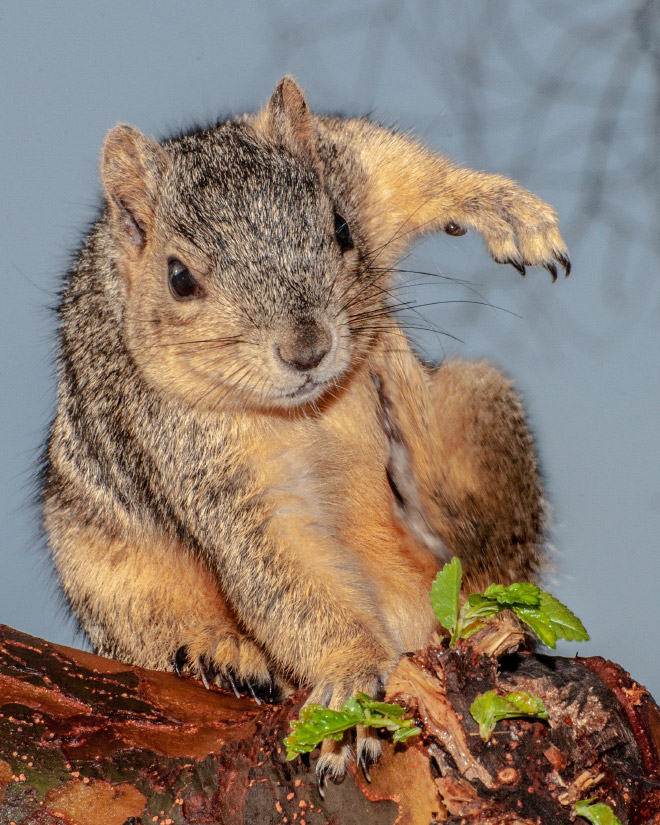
xmin=277 ymin=322 xmax=331 ymax=372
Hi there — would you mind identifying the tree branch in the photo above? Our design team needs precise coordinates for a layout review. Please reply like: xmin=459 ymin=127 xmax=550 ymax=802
xmin=0 ymin=623 xmax=658 ymax=824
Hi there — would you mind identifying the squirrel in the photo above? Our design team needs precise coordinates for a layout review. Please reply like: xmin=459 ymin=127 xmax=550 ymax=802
xmin=42 ymin=77 xmax=569 ymax=787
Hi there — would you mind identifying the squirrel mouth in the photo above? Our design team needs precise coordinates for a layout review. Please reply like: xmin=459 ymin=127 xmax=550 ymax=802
xmin=284 ymin=376 xmax=324 ymax=400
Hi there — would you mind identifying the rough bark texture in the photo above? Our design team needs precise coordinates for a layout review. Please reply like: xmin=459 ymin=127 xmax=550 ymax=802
xmin=0 ymin=623 xmax=659 ymax=825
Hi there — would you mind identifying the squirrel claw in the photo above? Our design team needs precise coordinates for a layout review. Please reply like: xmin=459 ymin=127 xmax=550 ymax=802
xmin=199 ymin=662 xmax=213 ymax=691
xmin=173 ymin=645 xmax=188 ymax=677
xmin=556 ymin=251 xmax=571 ymax=277
xmin=264 ymin=676 xmax=281 ymax=704
xmin=172 ymin=649 xmax=274 ymax=703
xmin=509 ymin=259 xmax=526 ymax=277
xmin=245 ymin=678 xmax=262 ymax=705
xmin=358 ymin=751 xmax=372 ymax=783
xmin=215 ymin=668 xmax=279 ymax=703
xmin=544 ymin=261 xmax=558 ymax=282
xmin=316 ymin=768 xmax=328 ymax=800
xmin=316 ymin=762 xmax=346 ymax=800
xmin=243 ymin=674 xmax=280 ymax=704
xmin=223 ymin=668 xmax=241 ymax=698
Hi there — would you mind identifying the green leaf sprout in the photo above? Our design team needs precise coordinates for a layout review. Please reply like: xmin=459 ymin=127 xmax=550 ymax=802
xmin=574 ymin=798 xmax=622 ymax=825
xmin=286 ymin=559 xmax=589 ymax=759
xmin=430 ymin=558 xmax=590 ymax=648
xmin=429 ymin=556 xmax=464 ymax=644
xmin=284 ymin=693 xmax=421 ymax=760
xmin=470 ymin=689 xmax=549 ymax=741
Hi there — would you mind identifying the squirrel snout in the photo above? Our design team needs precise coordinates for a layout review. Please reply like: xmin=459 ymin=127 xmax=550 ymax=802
xmin=276 ymin=321 xmax=332 ymax=372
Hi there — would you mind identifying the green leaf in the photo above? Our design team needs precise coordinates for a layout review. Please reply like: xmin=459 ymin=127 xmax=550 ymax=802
xmin=284 ymin=704 xmax=362 ymax=758
xmin=430 ymin=557 xmax=462 ymax=635
xmin=461 ymin=593 xmax=503 ymax=632
xmin=511 ymin=592 xmax=589 ymax=649
xmin=458 ymin=621 xmax=486 ymax=641
xmin=538 ymin=592 xmax=590 ymax=643
xmin=353 ymin=692 xmax=407 ymax=720
xmin=470 ymin=692 xmax=508 ymax=740
xmin=470 ymin=690 xmax=549 ymax=741
xmin=454 ymin=595 xmax=500 ymax=641
xmin=392 ymin=724 xmax=421 ymax=743
xmin=574 ymin=798 xmax=622 ymax=825
xmin=464 ymin=593 xmax=503 ymax=619
xmin=428 ymin=560 xmax=588 ymax=650
xmin=483 ymin=582 xmax=541 ymax=606
xmin=511 ymin=605 xmax=559 ymax=648
xmin=505 ymin=691 xmax=549 ymax=719
xmin=284 ymin=694 xmax=421 ymax=760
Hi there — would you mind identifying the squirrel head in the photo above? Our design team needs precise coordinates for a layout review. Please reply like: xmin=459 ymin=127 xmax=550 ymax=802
xmin=100 ymin=77 xmax=383 ymax=414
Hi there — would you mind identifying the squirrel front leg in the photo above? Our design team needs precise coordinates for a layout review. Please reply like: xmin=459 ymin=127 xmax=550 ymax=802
xmin=197 ymin=516 xmax=398 ymax=698
xmin=43 ymin=510 xmax=277 ymax=700
xmin=188 ymin=486 xmax=399 ymax=783
xmin=317 ymin=116 xmax=570 ymax=277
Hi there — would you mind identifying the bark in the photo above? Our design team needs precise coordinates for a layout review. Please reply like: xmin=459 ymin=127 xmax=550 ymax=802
xmin=0 ymin=622 xmax=659 ymax=825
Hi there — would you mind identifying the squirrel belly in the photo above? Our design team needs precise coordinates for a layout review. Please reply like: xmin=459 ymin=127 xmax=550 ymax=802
xmin=42 ymin=76 xmax=567 ymax=782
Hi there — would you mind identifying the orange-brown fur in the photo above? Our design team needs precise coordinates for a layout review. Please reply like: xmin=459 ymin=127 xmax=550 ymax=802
xmin=43 ymin=77 xmax=568 ymax=783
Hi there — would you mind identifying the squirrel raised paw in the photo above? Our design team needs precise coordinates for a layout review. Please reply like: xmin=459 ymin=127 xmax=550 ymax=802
xmin=43 ymin=76 xmax=568 ymax=785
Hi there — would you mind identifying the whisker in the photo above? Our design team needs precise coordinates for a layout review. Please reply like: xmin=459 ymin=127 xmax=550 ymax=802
xmin=385 ymin=299 xmax=521 ymax=318
xmin=349 ymin=323 xmax=464 ymax=343
xmin=171 ymin=341 xmax=256 ymax=356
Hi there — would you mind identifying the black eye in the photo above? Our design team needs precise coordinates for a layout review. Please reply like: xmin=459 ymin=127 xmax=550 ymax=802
xmin=334 ymin=212 xmax=353 ymax=251
xmin=168 ymin=258 xmax=202 ymax=300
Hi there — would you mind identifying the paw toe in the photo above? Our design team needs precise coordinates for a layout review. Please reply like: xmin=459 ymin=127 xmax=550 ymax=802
xmin=544 ymin=261 xmax=558 ymax=282
xmin=554 ymin=249 xmax=571 ymax=276
xmin=506 ymin=257 xmax=526 ymax=277
xmin=316 ymin=737 xmax=352 ymax=796
xmin=356 ymin=726 xmax=382 ymax=783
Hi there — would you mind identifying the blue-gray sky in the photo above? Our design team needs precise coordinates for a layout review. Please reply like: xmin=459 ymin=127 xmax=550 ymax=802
xmin=1 ymin=1 xmax=659 ymax=694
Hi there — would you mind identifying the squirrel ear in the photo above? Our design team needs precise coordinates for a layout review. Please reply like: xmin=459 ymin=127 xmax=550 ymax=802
xmin=101 ymin=125 xmax=168 ymax=249
xmin=264 ymin=76 xmax=322 ymax=175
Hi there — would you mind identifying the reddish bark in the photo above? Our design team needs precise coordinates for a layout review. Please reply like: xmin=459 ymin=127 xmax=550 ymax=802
xmin=0 ymin=623 xmax=658 ymax=824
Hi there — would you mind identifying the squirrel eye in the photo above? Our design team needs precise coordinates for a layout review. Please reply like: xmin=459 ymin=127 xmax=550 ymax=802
xmin=334 ymin=212 xmax=353 ymax=251
xmin=168 ymin=258 xmax=202 ymax=300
